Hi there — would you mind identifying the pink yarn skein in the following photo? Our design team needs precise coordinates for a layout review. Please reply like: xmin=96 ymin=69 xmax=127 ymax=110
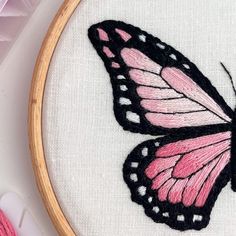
xmin=0 ymin=210 xmax=16 ymax=236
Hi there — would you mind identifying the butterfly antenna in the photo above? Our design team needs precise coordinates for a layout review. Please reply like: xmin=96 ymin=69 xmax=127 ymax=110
xmin=220 ymin=62 xmax=236 ymax=97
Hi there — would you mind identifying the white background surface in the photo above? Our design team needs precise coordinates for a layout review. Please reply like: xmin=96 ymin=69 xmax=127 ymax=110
xmin=0 ymin=1 xmax=63 ymax=235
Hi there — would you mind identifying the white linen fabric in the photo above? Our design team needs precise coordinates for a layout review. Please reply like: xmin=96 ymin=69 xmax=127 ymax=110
xmin=43 ymin=0 xmax=236 ymax=235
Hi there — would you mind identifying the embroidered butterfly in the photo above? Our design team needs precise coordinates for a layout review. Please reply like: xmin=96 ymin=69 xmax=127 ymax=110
xmin=88 ymin=20 xmax=236 ymax=231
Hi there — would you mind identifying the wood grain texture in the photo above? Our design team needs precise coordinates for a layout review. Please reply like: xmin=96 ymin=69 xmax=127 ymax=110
xmin=28 ymin=0 xmax=81 ymax=235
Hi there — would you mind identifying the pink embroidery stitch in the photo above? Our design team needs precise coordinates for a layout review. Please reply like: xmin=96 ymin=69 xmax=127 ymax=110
xmin=137 ymin=86 xmax=183 ymax=99
xmin=168 ymin=179 xmax=188 ymax=204
xmin=115 ymin=28 xmax=132 ymax=42
xmin=195 ymin=151 xmax=230 ymax=207
xmin=144 ymin=132 xmax=230 ymax=207
xmin=173 ymin=140 xmax=230 ymax=178
xmin=111 ymin=62 xmax=120 ymax=68
xmin=157 ymin=132 xmax=230 ymax=157
xmin=145 ymin=112 xmax=225 ymax=128
xmin=97 ymin=28 xmax=109 ymax=41
xmin=145 ymin=155 xmax=180 ymax=179
xmin=121 ymin=48 xmax=162 ymax=74
xmin=151 ymin=169 xmax=173 ymax=190
xmin=158 ymin=179 xmax=176 ymax=201
xmin=103 ymin=46 xmax=115 ymax=58
xmin=182 ymin=157 xmax=220 ymax=207
xmin=161 ymin=68 xmax=230 ymax=122
xmin=129 ymin=69 xmax=169 ymax=88
xmin=141 ymin=98 xmax=205 ymax=113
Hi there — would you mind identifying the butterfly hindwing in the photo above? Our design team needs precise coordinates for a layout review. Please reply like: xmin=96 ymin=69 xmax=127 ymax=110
xmin=123 ymin=130 xmax=231 ymax=230
xmin=88 ymin=20 xmax=233 ymax=135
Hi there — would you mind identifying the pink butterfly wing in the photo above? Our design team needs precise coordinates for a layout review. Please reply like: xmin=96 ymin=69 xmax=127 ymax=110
xmin=145 ymin=132 xmax=231 ymax=207
xmin=120 ymin=48 xmax=231 ymax=128
xmin=89 ymin=21 xmax=233 ymax=135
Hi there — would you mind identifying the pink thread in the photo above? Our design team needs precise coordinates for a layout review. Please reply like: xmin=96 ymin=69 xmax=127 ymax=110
xmin=103 ymin=46 xmax=115 ymax=58
xmin=182 ymin=157 xmax=220 ymax=206
xmin=168 ymin=179 xmax=188 ymax=204
xmin=0 ymin=210 xmax=16 ymax=236
xmin=173 ymin=139 xmax=230 ymax=178
xmin=158 ymin=179 xmax=176 ymax=201
xmin=151 ymin=169 xmax=172 ymax=190
xmin=129 ymin=69 xmax=169 ymax=88
xmin=195 ymin=151 xmax=230 ymax=207
xmin=115 ymin=28 xmax=132 ymax=42
xmin=111 ymin=62 xmax=120 ymax=68
xmin=121 ymin=48 xmax=162 ymax=74
xmin=145 ymin=155 xmax=180 ymax=179
xmin=137 ymin=86 xmax=182 ymax=99
xmin=161 ymin=67 xmax=231 ymax=122
xmin=145 ymin=111 xmax=224 ymax=128
xmin=156 ymin=131 xmax=230 ymax=157
xmin=97 ymin=28 xmax=109 ymax=41
xmin=145 ymin=132 xmax=230 ymax=207
xmin=141 ymin=98 xmax=204 ymax=113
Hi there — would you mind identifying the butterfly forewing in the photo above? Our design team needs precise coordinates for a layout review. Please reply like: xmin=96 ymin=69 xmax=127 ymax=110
xmin=88 ymin=20 xmax=232 ymax=135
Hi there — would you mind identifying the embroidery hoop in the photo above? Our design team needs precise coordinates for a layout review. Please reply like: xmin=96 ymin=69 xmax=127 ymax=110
xmin=28 ymin=0 xmax=80 ymax=235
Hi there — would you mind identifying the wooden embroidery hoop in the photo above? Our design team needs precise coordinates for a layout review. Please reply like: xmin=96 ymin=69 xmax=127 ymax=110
xmin=28 ymin=0 xmax=81 ymax=235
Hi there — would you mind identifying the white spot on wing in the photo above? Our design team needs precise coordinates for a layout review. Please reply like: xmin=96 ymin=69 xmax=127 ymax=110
xmin=139 ymin=34 xmax=146 ymax=42
xmin=169 ymin=54 xmax=177 ymax=60
xmin=155 ymin=142 xmax=160 ymax=147
xmin=117 ymin=75 xmax=126 ymax=80
xmin=193 ymin=215 xmax=203 ymax=222
xmin=148 ymin=197 xmax=153 ymax=203
xmin=156 ymin=42 xmax=165 ymax=49
xmin=141 ymin=147 xmax=148 ymax=157
xmin=177 ymin=215 xmax=185 ymax=222
xmin=120 ymin=85 xmax=128 ymax=91
xmin=162 ymin=212 xmax=169 ymax=217
xmin=152 ymin=206 xmax=159 ymax=213
xmin=138 ymin=186 xmax=146 ymax=196
xmin=119 ymin=97 xmax=132 ymax=105
xmin=131 ymin=162 xmax=139 ymax=168
xmin=183 ymin=63 xmax=190 ymax=69
xmin=130 ymin=173 xmax=138 ymax=182
xmin=126 ymin=111 xmax=140 ymax=123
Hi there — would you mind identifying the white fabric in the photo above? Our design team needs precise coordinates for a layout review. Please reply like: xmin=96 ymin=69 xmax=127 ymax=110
xmin=43 ymin=0 xmax=236 ymax=235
